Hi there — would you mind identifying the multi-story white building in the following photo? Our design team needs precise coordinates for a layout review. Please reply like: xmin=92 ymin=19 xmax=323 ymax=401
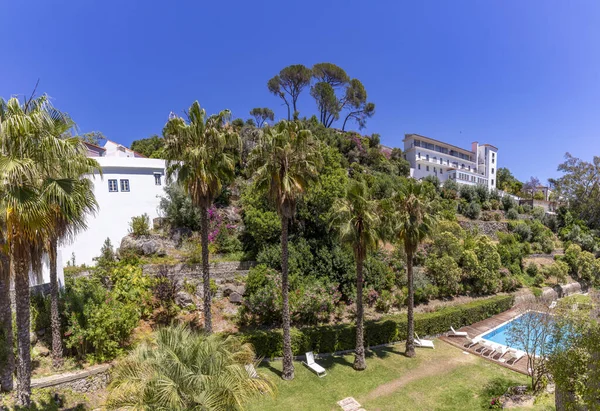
xmin=403 ymin=133 xmax=498 ymax=191
xmin=58 ymin=140 xmax=167 ymax=267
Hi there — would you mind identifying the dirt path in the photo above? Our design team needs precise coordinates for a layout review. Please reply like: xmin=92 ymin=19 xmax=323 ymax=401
xmin=359 ymin=351 xmax=477 ymax=403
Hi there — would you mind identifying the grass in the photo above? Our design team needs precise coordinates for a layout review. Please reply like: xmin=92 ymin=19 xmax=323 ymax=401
xmin=249 ymin=340 xmax=555 ymax=411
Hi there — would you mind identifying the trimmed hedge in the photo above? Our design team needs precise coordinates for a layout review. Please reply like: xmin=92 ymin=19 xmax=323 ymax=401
xmin=240 ymin=295 xmax=514 ymax=358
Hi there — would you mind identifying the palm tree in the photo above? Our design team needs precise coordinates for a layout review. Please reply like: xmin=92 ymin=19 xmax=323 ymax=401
xmin=163 ymin=101 xmax=239 ymax=334
xmin=43 ymin=149 xmax=100 ymax=368
xmin=391 ymin=180 xmax=437 ymax=357
xmin=0 ymin=223 xmax=13 ymax=392
xmin=248 ymin=120 xmax=322 ymax=380
xmin=0 ymin=94 xmax=80 ymax=405
xmin=106 ymin=325 xmax=275 ymax=410
xmin=332 ymin=180 xmax=381 ymax=370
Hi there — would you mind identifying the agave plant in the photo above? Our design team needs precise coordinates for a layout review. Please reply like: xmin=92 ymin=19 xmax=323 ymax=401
xmin=106 ymin=325 xmax=275 ymax=410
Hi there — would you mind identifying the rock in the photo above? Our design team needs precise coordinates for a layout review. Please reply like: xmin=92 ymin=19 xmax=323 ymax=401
xmin=36 ymin=345 xmax=50 ymax=357
xmin=541 ymin=287 xmax=558 ymax=302
xmin=222 ymin=284 xmax=245 ymax=297
xmin=175 ymin=291 xmax=195 ymax=307
xmin=30 ymin=332 xmax=38 ymax=345
xmin=229 ymin=292 xmax=243 ymax=304
xmin=119 ymin=235 xmax=167 ymax=257
xmin=153 ymin=217 xmax=166 ymax=230
xmin=171 ymin=227 xmax=192 ymax=246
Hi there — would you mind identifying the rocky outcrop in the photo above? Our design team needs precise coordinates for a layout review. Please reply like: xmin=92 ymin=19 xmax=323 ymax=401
xmin=458 ymin=220 xmax=508 ymax=239
xmin=118 ymin=235 xmax=172 ymax=257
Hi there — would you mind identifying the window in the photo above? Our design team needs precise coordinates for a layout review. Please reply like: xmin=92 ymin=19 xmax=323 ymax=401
xmin=492 ymin=179 xmax=494 ymax=186
xmin=108 ymin=179 xmax=118 ymax=192
xmin=154 ymin=173 xmax=162 ymax=186
xmin=418 ymin=152 xmax=421 ymax=159
xmin=120 ymin=179 xmax=130 ymax=192
xmin=440 ymin=169 xmax=443 ymax=174
xmin=434 ymin=167 xmax=436 ymax=173
xmin=418 ymin=164 xmax=421 ymax=170
xmin=426 ymin=166 xmax=429 ymax=171
xmin=491 ymin=168 xmax=495 ymax=174
xmin=426 ymin=154 xmax=429 ymax=161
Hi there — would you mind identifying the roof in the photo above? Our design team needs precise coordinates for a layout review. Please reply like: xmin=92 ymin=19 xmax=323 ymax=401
xmin=403 ymin=133 xmax=474 ymax=155
xmin=82 ymin=141 xmax=106 ymax=151
xmin=482 ymin=144 xmax=499 ymax=150
xmin=104 ymin=139 xmax=147 ymax=158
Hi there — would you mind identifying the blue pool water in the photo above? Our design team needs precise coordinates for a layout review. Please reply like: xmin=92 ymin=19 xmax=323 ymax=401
xmin=481 ymin=312 xmax=559 ymax=355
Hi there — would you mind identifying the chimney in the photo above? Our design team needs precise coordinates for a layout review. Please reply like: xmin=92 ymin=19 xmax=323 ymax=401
xmin=471 ymin=142 xmax=479 ymax=153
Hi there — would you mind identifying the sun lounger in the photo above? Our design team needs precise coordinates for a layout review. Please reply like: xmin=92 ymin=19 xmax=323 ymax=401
xmin=490 ymin=345 xmax=509 ymax=360
xmin=463 ymin=336 xmax=482 ymax=349
xmin=505 ymin=349 xmax=526 ymax=365
xmin=477 ymin=341 xmax=499 ymax=357
xmin=415 ymin=333 xmax=435 ymax=349
xmin=302 ymin=352 xmax=327 ymax=377
xmin=449 ymin=326 xmax=468 ymax=337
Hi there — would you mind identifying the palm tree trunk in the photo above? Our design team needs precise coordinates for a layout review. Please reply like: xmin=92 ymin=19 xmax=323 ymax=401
xmin=281 ymin=215 xmax=294 ymax=380
xmin=354 ymin=253 xmax=367 ymax=370
xmin=200 ymin=204 xmax=212 ymax=334
xmin=49 ymin=237 xmax=64 ymax=368
xmin=13 ymin=251 xmax=31 ymax=407
xmin=0 ymin=250 xmax=14 ymax=392
xmin=405 ymin=248 xmax=416 ymax=357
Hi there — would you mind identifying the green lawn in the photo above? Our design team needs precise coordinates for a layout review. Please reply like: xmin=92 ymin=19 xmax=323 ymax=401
xmin=249 ymin=340 xmax=555 ymax=411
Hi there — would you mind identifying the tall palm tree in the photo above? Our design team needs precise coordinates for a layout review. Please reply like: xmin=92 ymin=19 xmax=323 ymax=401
xmin=248 ymin=120 xmax=322 ymax=380
xmin=391 ymin=180 xmax=437 ymax=357
xmin=163 ymin=101 xmax=239 ymax=334
xmin=106 ymin=325 xmax=275 ymax=410
xmin=0 ymin=222 xmax=13 ymax=392
xmin=44 ymin=152 xmax=100 ymax=368
xmin=332 ymin=180 xmax=381 ymax=370
xmin=0 ymin=95 xmax=79 ymax=405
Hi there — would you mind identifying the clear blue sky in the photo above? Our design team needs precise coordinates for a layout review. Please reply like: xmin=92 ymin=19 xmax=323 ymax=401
xmin=2 ymin=1 xmax=599 ymax=183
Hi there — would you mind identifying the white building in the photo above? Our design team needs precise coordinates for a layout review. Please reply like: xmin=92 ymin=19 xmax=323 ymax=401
xmin=403 ymin=134 xmax=498 ymax=191
xmin=58 ymin=140 xmax=167 ymax=267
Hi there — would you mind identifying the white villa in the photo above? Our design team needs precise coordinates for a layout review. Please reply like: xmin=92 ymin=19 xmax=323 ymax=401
xmin=403 ymin=133 xmax=498 ymax=191
xmin=57 ymin=140 xmax=167 ymax=267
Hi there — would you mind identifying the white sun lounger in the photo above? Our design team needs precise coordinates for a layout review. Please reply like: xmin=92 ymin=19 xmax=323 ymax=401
xmin=505 ymin=349 xmax=526 ymax=365
xmin=303 ymin=352 xmax=327 ymax=377
xmin=415 ymin=333 xmax=435 ymax=349
xmin=463 ymin=336 xmax=482 ymax=349
xmin=477 ymin=341 xmax=499 ymax=357
xmin=449 ymin=326 xmax=468 ymax=337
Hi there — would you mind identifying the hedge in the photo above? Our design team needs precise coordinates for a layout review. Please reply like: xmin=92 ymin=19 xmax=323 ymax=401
xmin=239 ymin=294 xmax=514 ymax=358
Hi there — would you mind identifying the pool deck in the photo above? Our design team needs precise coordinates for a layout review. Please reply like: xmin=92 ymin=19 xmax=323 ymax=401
xmin=439 ymin=306 xmax=531 ymax=375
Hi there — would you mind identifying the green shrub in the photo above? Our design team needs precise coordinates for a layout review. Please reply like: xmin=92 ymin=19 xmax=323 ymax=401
xmin=129 ymin=213 xmax=151 ymax=237
xmin=463 ymin=201 xmax=481 ymax=220
xmin=526 ymin=262 xmax=539 ymax=277
xmin=490 ymin=199 xmax=500 ymax=211
xmin=532 ymin=207 xmax=545 ymax=220
xmin=493 ymin=212 xmax=502 ymax=222
xmin=481 ymin=211 xmax=493 ymax=221
xmin=506 ymin=208 xmax=519 ymax=220
xmin=501 ymin=195 xmax=516 ymax=211
xmin=375 ymin=290 xmax=393 ymax=313
xmin=240 ymin=295 xmax=514 ymax=358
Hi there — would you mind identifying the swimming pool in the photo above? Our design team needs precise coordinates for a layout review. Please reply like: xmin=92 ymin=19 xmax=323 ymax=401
xmin=480 ymin=311 xmax=556 ymax=356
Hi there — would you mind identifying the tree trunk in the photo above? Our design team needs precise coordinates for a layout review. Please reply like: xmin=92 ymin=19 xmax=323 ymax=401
xmin=281 ymin=215 xmax=294 ymax=380
xmin=0 ymin=249 xmax=14 ymax=392
xmin=13 ymin=253 xmax=31 ymax=407
xmin=200 ymin=204 xmax=212 ymax=334
xmin=49 ymin=237 xmax=64 ymax=368
xmin=405 ymin=248 xmax=416 ymax=357
xmin=354 ymin=254 xmax=367 ymax=370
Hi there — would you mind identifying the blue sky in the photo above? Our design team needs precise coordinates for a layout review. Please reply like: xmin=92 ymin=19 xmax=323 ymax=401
xmin=1 ymin=1 xmax=599 ymax=183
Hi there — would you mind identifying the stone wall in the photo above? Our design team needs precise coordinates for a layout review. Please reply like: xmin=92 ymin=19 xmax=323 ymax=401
xmin=458 ymin=220 xmax=508 ymax=239
xmin=142 ymin=261 xmax=255 ymax=282
xmin=31 ymin=364 xmax=110 ymax=393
